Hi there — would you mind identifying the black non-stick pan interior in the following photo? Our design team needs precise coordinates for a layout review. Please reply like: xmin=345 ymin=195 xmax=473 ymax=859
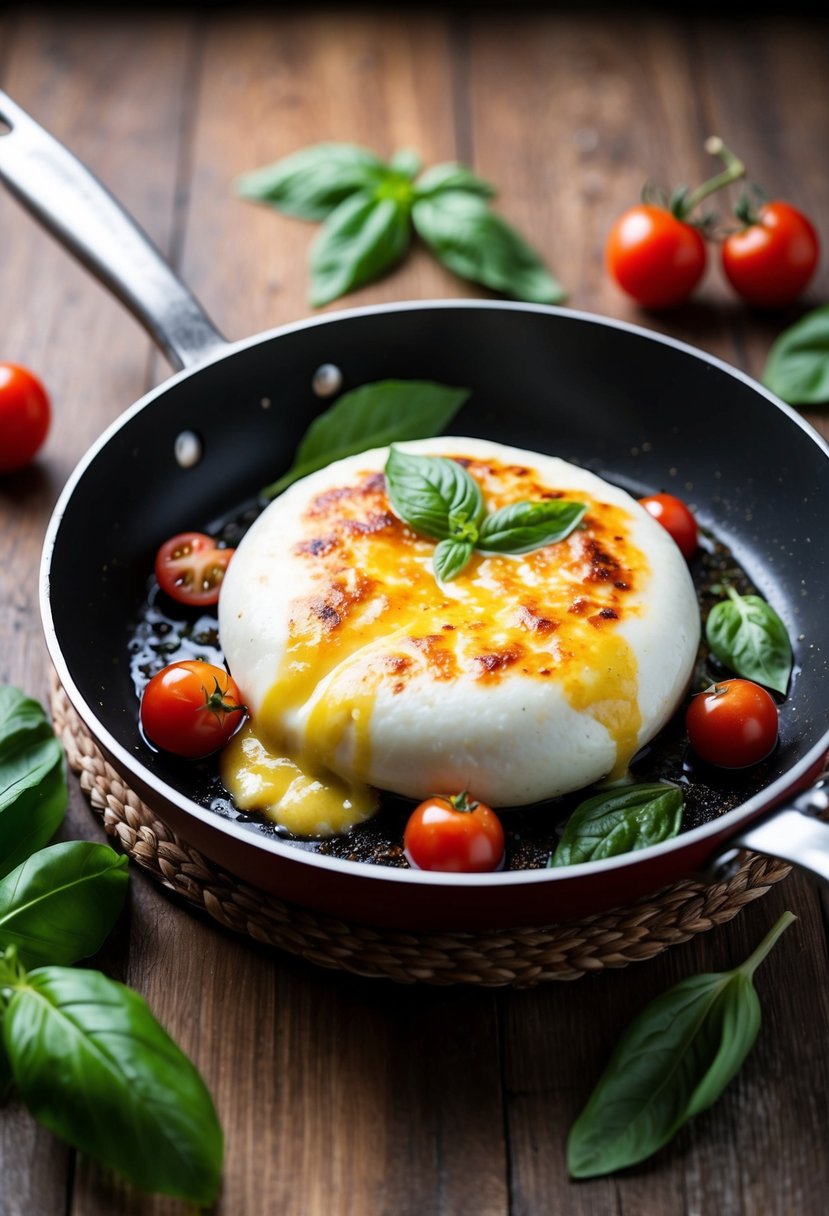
xmin=47 ymin=303 xmax=829 ymax=819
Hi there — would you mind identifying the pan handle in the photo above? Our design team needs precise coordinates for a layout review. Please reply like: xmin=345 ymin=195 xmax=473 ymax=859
xmin=0 ymin=90 xmax=227 ymax=372
xmin=705 ymin=778 xmax=829 ymax=885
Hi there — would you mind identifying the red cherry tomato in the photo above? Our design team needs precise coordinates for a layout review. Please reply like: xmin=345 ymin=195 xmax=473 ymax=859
xmin=605 ymin=204 xmax=707 ymax=310
xmin=721 ymin=202 xmax=820 ymax=308
xmin=404 ymin=792 xmax=505 ymax=873
xmin=639 ymin=493 xmax=698 ymax=561
xmin=140 ymin=660 xmax=246 ymax=758
xmin=686 ymin=679 xmax=778 ymax=769
xmin=0 ymin=362 xmax=51 ymax=473
xmin=154 ymin=532 xmax=234 ymax=607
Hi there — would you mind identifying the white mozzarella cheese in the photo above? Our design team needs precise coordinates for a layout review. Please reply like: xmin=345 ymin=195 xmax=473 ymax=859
xmin=218 ymin=437 xmax=700 ymax=832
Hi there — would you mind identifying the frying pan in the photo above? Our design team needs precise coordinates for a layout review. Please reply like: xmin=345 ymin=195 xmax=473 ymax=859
xmin=2 ymin=91 xmax=828 ymax=931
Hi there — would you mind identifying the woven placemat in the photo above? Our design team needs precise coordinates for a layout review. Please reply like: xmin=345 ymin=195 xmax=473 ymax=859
xmin=50 ymin=675 xmax=792 ymax=987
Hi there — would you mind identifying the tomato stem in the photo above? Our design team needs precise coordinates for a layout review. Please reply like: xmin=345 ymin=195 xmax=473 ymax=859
xmin=733 ymin=183 xmax=767 ymax=230
xmin=680 ymin=136 xmax=746 ymax=219
xmin=446 ymin=790 xmax=480 ymax=814
xmin=200 ymin=678 xmax=245 ymax=719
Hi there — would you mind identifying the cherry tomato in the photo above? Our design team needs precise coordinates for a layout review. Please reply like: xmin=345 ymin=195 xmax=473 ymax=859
xmin=140 ymin=660 xmax=246 ymax=758
xmin=154 ymin=532 xmax=235 ymax=607
xmin=639 ymin=493 xmax=698 ymax=561
xmin=721 ymin=202 xmax=820 ymax=308
xmin=605 ymin=204 xmax=707 ymax=310
xmin=404 ymin=791 xmax=505 ymax=873
xmin=686 ymin=679 xmax=778 ymax=769
xmin=0 ymin=362 xmax=51 ymax=473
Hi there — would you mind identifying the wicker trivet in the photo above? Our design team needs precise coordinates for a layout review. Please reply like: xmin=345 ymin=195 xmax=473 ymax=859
xmin=51 ymin=676 xmax=792 ymax=987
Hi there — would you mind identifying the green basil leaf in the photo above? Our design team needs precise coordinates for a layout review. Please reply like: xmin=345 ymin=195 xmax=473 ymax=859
xmin=763 ymin=304 xmax=829 ymax=406
xmin=412 ymin=191 xmax=565 ymax=304
xmin=706 ymin=587 xmax=793 ymax=694
xmin=567 ymin=911 xmax=794 ymax=1178
xmin=264 ymin=380 xmax=470 ymax=497
xmin=310 ymin=191 xmax=412 ymax=307
xmin=434 ymin=538 xmax=475 ymax=583
xmin=0 ymin=841 xmax=128 ymax=969
xmin=413 ymin=162 xmax=496 ymax=199
xmin=4 ymin=966 xmax=223 ymax=1204
xmin=385 ymin=447 xmax=484 ymax=541
xmin=0 ymin=947 xmax=21 ymax=1101
xmin=235 ymin=142 xmax=387 ymax=220
xmin=551 ymin=783 xmax=683 ymax=868
xmin=0 ymin=687 xmax=67 ymax=879
xmin=389 ymin=148 xmax=423 ymax=179
xmin=477 ymin=499 xmax=586 ymax=555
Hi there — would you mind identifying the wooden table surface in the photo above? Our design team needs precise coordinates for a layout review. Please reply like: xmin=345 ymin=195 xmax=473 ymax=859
xmin=2 ymin=7 xmax=828 ymax=1215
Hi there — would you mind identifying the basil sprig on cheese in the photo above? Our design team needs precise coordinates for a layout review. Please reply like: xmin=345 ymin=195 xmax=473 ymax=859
xmin=384 ymin=446 xmax=586 ymax=582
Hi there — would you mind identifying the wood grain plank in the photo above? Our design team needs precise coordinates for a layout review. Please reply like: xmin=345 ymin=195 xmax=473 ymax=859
xmin=691 ymin=17 xmax=829 ymax=446
xmin=181 ymin=8 xmax=475 ymax=347
xmin=0 ymin=11 xmax=207 ymax=1216
xmin=2 ymin=10 xmax=827 ymax=1216
xmin=0 ymin=8 xmax=196 ymax=705
xmin=462 ymin=11 xmax=829 ymax=1216
xmin=461 ymin=13 xmax=738 ymax=356
xmin=83 ymin=11 xmax=509 ymax=1216
xmin=502 ymin=872 xmax=829 ymax=1216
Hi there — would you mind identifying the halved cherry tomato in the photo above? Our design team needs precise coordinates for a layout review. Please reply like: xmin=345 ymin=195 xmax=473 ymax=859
xmin=686 ymin=679 xmax=778 ymax=769
xmin=639 ymin=493 xmax=698 ymax=561
xmin=154 ymin=532 xmax=234 ymax=607
xmin=140 ymin=660 xmax=245 ymax=758
xmin=0 ymin=362 xmax=51 ymax=473
xmin=722 ymin=201 xmax=819 ymax=308
xmin=605 ymin=205 xmax=707 ymax=310
xmin=404 ymin=792 xmax=505 ymax=873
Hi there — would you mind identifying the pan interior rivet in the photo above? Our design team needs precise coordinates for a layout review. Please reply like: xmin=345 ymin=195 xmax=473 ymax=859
xmin=312 ymin=363 xmax=343 ymax=398
xmin=174 ymin=430 xmax=203 ymax=469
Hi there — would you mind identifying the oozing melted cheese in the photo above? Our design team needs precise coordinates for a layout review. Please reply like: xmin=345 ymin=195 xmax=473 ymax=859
xmin=219 ymin=439 xmax=700 ymax=836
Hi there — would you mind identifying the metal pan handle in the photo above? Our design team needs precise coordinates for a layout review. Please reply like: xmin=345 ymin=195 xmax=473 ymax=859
xmin=706 ymin=778 xmax=829 ymax=885
xmin=0 ymin=90 xmax=227 ymax=372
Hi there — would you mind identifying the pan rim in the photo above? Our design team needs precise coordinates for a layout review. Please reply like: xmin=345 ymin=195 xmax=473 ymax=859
xmin=40 ymin=298 xmax=829 ymax=890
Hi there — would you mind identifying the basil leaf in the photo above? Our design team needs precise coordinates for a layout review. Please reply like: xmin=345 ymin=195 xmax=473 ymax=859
xmin=3 ymin=966 xmax=223 ymax=1204
xmin=412 ymin=190 xmax=565 ymax=304
xmin=551 ymin=783 xmax=683 ymax=867
xmin=0 ymin=687 xmax=67 ymax=879
xmin=0 ymin=946 xmax=22 ymax=1101
xmin=763 ymin=304 xmax=829 ymax=406
xmin=389 ymin=148 xmax=422 ymax=179
xmin=264 ymin=380 xmax=470 ymax=497
xmin=434 ymin=538 xmax=475 ymax=583
xmin=385 ymin=447 xmax=484 ymax=541
xmin=235 ymin=142 xmax=386 ymax=220
xmin=0 ymin=841 xmax=128 ymax=969
xmin=310 ymin=191 xmax=412 ymax=307
xmin=414 ymin=162 xmax=496 ymax=199
xmin=567 ymin=911 xmax=795 ymax=1178
xmin=477 ymin=499 xmax=586 ymax=555
xmin=706 ymin=587 xmax=792 ymax=694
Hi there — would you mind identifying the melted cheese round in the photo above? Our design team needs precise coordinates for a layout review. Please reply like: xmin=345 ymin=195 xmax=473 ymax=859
xmin=218 ymin=437 xmax=700 ymax=835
